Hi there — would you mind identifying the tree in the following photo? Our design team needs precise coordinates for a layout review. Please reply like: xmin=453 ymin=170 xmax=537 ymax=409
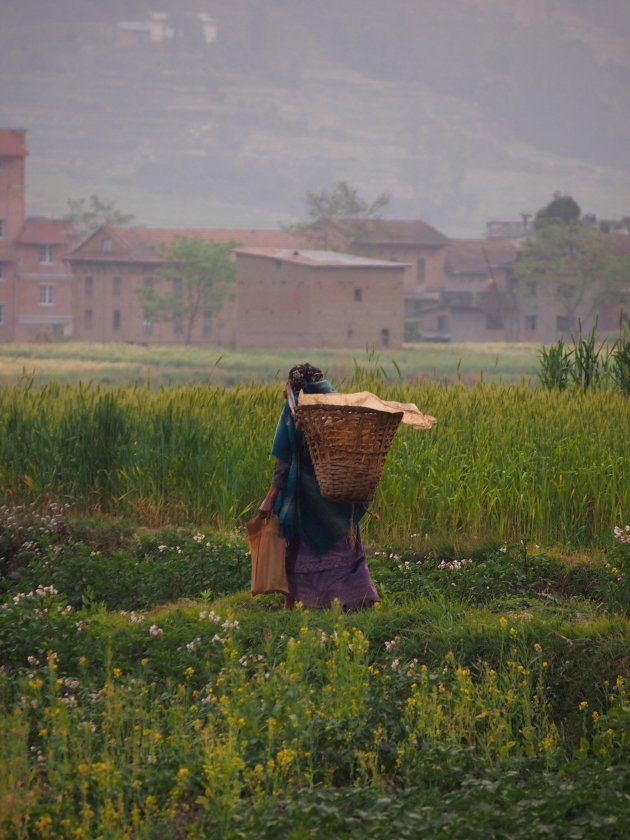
xmin=65 ymin=194 xmax=135 ymax=239
xmin=534 ymin=193 xmax=581 ymax=229
xmin=137 ymin=237 xmax=239 ymax=345
xmin=292 ymin=180 xmax=389 ymax=250
xmin=514 ymin=217 xmax=614 ymax=323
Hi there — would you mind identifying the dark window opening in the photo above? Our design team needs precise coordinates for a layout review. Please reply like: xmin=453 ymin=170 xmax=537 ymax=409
xmin=486 ymin=312 xmax=504 ymax=330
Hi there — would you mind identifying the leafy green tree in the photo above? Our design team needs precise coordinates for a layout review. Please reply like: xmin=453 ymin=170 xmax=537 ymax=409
xmin=515 ymin=212 xmax=614 ymax=323
xmin=137 ymin=237 xmax=239 ymax=345
xmin=292 ymin=180 xmax=389 ymax=250
xmin=65 ymin=194 xmax=134 ymax=239
xmin=534 ymin=193 xmax=581 ymax=229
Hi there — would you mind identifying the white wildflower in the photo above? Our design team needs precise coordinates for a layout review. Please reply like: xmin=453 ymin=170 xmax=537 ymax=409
xmin=613 ymin=525 xmax=630 ymax=545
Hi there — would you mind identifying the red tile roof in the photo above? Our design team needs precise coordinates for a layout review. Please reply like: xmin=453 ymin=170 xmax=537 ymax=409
xmin=352 ymin=218 xmax=449 ymax=248
xmin=0 ymin=128 xmax=27 ymax=157
xmin=234 ymin=247 xmax=410 ymax=269
xmin=70 ymin=226 xmax=308 ymax=261
xmin=446 ymin=239 xmax=518 ymax=275
xmin=18 ymin=218 xmax=77 ymax=246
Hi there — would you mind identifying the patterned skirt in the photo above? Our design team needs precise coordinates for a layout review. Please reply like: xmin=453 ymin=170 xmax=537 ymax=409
xmin=286 ymin=528 xmax=380 ymax=610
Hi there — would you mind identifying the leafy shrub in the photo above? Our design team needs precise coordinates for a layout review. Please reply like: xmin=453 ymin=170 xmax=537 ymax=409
xmin=3 ymin=525 xmax=250 ymax=611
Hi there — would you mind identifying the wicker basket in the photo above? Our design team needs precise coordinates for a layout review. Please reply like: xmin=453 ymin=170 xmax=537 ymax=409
xmin=294 ymin=402 xmax=403 ymax=503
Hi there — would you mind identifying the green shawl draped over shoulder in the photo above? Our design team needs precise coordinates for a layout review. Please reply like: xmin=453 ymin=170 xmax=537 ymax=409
xmin=271 ymin=379 xmax=365 ymax=555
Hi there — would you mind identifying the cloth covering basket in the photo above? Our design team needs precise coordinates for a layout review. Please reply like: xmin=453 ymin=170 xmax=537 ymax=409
xmin=290 ymin=391 xmax=403 ymax=503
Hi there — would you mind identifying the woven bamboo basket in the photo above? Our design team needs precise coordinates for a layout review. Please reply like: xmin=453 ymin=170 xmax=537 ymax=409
xmin=293 ymin=400 xmax=403 ymax=504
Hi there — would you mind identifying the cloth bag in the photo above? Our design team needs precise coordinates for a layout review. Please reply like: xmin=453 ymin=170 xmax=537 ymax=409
xmin=246 ymin=514 xmax=289 ymax=596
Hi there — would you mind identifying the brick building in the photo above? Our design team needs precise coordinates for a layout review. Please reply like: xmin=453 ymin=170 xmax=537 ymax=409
xmin=68 ymin=225 xmax=306 ymax=345
xmin=234 ymin=248 xmax=407 ymax=349
xmin=0 ymin=129 xmax=77 ymax=341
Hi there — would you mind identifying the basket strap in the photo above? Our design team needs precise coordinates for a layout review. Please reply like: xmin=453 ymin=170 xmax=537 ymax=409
xmin=286 ymin=382 xmax=297 ymax=417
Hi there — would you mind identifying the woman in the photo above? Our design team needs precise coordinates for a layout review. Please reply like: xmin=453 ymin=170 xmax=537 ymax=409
xmin=259 ymin=363 xmax=380 ymax=610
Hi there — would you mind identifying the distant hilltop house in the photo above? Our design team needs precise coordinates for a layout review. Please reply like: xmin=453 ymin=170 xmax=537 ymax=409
xmin=117 ymin=12 xmax=217 ymax=47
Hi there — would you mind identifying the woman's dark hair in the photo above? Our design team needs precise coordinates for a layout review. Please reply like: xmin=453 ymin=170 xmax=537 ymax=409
xmin=286 ymin=363 xmax=324 ymax=393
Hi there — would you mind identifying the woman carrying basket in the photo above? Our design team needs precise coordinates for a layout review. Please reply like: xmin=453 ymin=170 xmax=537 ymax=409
xmin=259 ymin=363 xmax=380 ymax=611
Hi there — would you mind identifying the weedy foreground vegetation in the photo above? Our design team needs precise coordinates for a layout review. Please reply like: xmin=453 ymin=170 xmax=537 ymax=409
xmin=0 ymin=372 xmax=628 ymax=838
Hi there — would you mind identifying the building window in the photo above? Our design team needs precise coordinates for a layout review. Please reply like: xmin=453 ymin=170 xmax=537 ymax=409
xmin=416 ymin=258 xmax=426 ymax=283
xmin=354 ymin=288 xmax=362 ymax=302
xmin=112 ymin=276 xmax=122 ymax=296
xmin=437 ymin=314 xmax=448 ymax=330
xmin=0 ymin=219 xmax=4 ymax=239
xmin=173 ymin=315 xmax=183 ymax=335
xmin=202 ymin=311 xmax=212 ymax=336
xmin=85 ymin=276 xmax=93 ymax=296
xmin=84 ymin=309 xmax=93 ymax=330
xmin=525 ymin=315 xmax=537 ymax=331
xmin=0 ymin=263 xmax=4 ymax=280
xmin=486 ymin=312 xmax=504 ymax=330
xmin=39 ymin=285 xmax=54 ymax=306
xmin=381 ymin=327 xmax=390 ymax=347
xmin=0 ymin=303 xmax=4 ymax=325
xmin=525 ymin=280 xmax=537 ymax=295
xmin=143 ymin=310 xmax=153 ymax=334
xmin=556 ymin=315 xmax=573 ymax=332
xmin=143 ymin=276 xmax=153 ymax=290
xmin=113 ymin=310 xmax=121 ymax=330
xmin=173 ymin=278 xmax=183 ymax=297
xmin=102 ymin=239 xmax=112 ymax=252
xmin=39 ymin=245 xmax=53 ymax=264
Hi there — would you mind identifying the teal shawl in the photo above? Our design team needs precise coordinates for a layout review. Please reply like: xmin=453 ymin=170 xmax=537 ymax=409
xmin=271 ymin=380 xmax=365 ymax=555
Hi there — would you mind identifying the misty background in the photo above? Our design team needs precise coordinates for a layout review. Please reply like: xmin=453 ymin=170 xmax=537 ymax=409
xmin=1 ymin=0 xmax=629 ymax=237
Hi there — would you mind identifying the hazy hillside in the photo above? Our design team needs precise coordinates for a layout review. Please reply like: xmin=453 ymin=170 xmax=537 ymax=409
xmin=1 ymin=0 xmax=629 ymax=236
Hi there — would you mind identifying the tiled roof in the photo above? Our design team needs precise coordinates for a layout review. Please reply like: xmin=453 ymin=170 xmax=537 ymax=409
xmin=234 ymin=247 xmax=409 ymax=269
xmin=352 ymin=219 xmax=450 ymax=248
xmin=18 ymin=218 xmax=77 ymax=246
xmin=70 ymin=226 xmax=308 ymax=261
xmin=0 ymin=128 xmax=27 ymax=157
xmin=446 ymin=239 xmax=518 ymax=275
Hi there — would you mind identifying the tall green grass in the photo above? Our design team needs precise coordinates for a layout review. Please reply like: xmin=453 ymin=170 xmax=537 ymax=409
xmin=0 ymin=379 xmax=627 ymax=547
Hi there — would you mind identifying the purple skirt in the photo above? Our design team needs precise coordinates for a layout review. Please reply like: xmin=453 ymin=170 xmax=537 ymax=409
xmin=286 ymin=529 xmax=380 ymax=610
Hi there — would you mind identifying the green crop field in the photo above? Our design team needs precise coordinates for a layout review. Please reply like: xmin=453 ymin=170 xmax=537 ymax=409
xmin=0 ymin=341 xmax=541 ymax=388
xmin=0 ymin=355 xmax=628 ymax=838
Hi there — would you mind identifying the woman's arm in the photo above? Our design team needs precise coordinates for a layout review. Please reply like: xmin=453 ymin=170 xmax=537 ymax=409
xmin=259 ymin=459 xmax=289 ymax=517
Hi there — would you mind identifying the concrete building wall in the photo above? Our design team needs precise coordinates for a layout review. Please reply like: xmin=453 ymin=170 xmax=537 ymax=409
xmin=0 ymin=151 xmax=25 ymax=241
xmin=235 ymin=253 xmax=404 ymax=349
xmin=71 ymin=262 xmax=235 ymax=346
xmin=359 ymin=243 xmax=447 ymax=295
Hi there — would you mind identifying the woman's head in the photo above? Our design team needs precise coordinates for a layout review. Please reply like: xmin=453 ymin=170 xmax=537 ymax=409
xmin=287 ymin=363 xmax=324 ymax=393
